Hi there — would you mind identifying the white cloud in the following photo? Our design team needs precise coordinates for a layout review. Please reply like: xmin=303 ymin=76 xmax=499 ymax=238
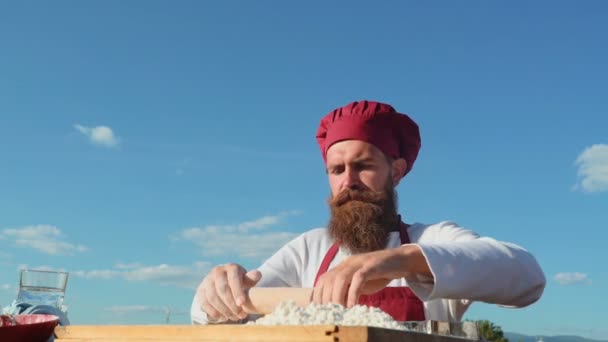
xmin=73 ymin=262 xmax=210 ymax=289
xmin=174 ymin=211 xmax=301 ymax=259
xmin=574 ymin=144 xmax=608 ymax=193
xmin=554 ymin=272 xmax=592 ymax=285
xmin=115 ymin=262 xmax=144 ymax=270
xmin=73 ymin=269 xmax=121 ymax=280
xmin=74 ymin=124 xmax=120 ymax=147
xmin=1 ymin=284 xmax=12 ymax=291
xmin=71 ymin=211 xmax=301 ymax=289
xmin=1 ymin=225 xmax=87 ymax=255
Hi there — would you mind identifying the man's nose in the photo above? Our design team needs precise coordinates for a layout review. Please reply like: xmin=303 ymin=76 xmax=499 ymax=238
xmin=343 ymin=168 xmax=362 ymax=190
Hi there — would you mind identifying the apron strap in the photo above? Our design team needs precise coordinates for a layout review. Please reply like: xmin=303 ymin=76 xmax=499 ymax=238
xmin=313 ymin=243 xmax=339 ymax=286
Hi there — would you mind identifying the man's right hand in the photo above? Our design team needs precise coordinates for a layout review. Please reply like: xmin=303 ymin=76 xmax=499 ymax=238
xmin=197 ymin=263 xmax=261 ymax=322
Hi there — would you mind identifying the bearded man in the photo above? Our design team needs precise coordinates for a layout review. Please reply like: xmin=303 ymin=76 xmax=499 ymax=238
xmin=190 ymin=100 xmax=546 ymax=324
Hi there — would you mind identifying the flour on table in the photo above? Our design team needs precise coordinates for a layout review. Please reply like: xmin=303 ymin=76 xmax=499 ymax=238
xmin=248 ymin=301 xmax=405 ymax=330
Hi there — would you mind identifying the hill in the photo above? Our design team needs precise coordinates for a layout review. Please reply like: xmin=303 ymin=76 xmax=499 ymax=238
xmin=505 ymin=332 xmax=608 ymax=342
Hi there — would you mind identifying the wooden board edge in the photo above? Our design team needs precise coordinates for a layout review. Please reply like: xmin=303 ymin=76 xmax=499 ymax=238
xmin=55 ymin=324 xmax=343 ymax=341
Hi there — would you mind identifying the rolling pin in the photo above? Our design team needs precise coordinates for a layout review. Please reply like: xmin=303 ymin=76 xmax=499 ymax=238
xmin=242 ymin=287 xmax=313 ymax=315
xmin=241 ymin=279 xmax=392 ymax=314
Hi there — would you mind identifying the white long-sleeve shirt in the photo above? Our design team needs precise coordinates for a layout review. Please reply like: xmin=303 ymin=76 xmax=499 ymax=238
xmin=191 ymin=221 xmax=546 ymax=324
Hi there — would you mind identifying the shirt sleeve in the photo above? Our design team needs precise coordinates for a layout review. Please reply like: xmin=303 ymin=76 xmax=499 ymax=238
xmin=408 ymin=221 xmax=546 ymax=308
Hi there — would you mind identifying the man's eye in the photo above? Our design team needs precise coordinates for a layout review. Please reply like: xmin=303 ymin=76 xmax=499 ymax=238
xmin=330 ymin=167 xmax=344 ymax=174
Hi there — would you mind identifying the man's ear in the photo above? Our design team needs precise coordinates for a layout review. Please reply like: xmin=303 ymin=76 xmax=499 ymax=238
xmin=391 ymin=158 xmax=407 ymax=186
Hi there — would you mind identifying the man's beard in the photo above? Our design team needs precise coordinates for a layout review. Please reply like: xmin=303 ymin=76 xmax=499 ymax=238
xmin=327 ymin=181 xmax=399 ymax=254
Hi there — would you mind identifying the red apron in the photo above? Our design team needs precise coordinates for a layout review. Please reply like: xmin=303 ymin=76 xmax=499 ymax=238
xmin=313 ymin=222 xmax=426 ymax=321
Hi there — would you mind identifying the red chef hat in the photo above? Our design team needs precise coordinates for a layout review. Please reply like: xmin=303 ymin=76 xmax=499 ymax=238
xmin=316 ymin=100 xmax=421 ymax=177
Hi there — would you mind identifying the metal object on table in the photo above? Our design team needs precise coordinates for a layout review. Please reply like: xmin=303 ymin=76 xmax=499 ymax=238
xmin=400 ymin=320 xmax=481 ymax=340
xmin=17 ymin=269 xmax=69 ymax=314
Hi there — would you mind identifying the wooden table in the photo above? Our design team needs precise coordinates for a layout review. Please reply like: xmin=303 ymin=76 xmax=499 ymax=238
xmin=54 ymin=325 xmax=478 ymax=341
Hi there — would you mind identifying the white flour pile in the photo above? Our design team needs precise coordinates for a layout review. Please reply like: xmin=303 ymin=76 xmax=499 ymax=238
xmin=248 ymin=301 xmax=405 ymax=330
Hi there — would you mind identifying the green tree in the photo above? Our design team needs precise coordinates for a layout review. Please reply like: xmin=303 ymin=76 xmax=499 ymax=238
xmin=477 ymin=320 xmax=509 ymax=342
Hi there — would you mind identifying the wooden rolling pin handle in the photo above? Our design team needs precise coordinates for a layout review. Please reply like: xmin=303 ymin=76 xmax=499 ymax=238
xmin=241 ymin=287 xmax=313 ymax=315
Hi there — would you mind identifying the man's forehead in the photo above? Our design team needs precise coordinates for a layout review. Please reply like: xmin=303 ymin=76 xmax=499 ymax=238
xmin=326 ymin=140 xmax=384 ymax=162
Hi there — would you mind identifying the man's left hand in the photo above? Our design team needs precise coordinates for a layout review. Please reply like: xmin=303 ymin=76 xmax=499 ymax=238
xmin=312 ymin=245 xmax=431 ymax=308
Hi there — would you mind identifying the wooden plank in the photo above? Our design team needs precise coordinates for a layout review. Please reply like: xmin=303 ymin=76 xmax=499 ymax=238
xmin=55 ymin=325 xmax=477 ymax=342
xmin=55 ymin=340 xmax=222 ymax=342
xmin=329 ymin=325 xmax=368 ymax=342
xmin=55 ymin=325 xmax=342 ymax=341
xmin=333 ymin=326 xmax=474 ymax=342
xmin=366 ymin=328 xmax=474 ymax=342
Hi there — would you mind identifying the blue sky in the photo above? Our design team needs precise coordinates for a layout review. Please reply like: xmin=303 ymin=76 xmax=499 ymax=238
xmin=1 ymin=1 xmax=607 ymax=339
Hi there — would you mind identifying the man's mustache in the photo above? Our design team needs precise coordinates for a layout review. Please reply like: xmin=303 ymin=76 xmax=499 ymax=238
xmin=329 ymin=188 xmax=385 ymax=207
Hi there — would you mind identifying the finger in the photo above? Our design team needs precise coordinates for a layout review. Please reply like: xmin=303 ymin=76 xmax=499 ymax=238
xmin=203 ymin=287 xmax=230 ymax=322
xmin=208 ymin=267 xmax=240 ymax=320
xmin=200 ymin=291 xmax=224 ymax=322
xmin=312 ymin=278 xmax=324 ymax=305
xmin=235 ymin=270 xmax=262 ymax=319
xmin=207 ymin=284 xmax=238 ymax=321
xmin=331 ymin=274 xmax=349 ymax=307
xmin=226 ymin=265 xmax=247 ymax=308
xmin=198 ymin=278 xmax=224 ymax=322
xmin=347 ymin=270 xmax=366 ymax=308
xmin=215 ymin=272 xmax=241 ymax=320
xmin=235 ymin=307 xmax=248 ymax=320
xmin=233 ymin=270 xmax=261 ymax=306
xmin=244 ymin=270 xmax=262 ymax=287
xmin=321 ymin=276 xmax=334 ymax=305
